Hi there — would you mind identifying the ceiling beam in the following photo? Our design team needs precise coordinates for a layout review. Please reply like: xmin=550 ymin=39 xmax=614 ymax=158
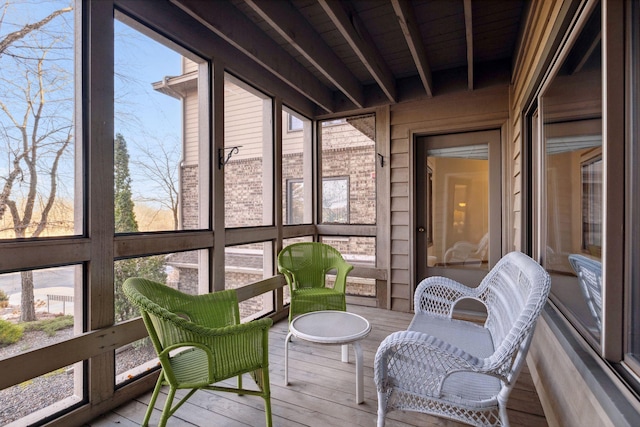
xmin=571 ymin=30 xmax=601 ymax=74
xmin=390 ymin=0 xmax=433 ymax=98
xmin=172 ymin=0 xmax=335 ymax=112
xmin=244 ymin=0 xmax=364 ymax=109
xmin=318 ymin=0 xmax=397 ymax=104
xmin=463 ymin=0 xmax=474 ymax=90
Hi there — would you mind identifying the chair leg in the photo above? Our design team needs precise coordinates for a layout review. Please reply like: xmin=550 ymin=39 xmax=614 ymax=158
xmin=142 ymin=374 xmax=164 ymax=427
xmin=498 ymin=401 xmax=510 ymax=427
xmin=376 ymin=391 xmax=387 ymax=427
xmin=158 ymin=386 xmax=177 ymax=427
xmin=261 ymin=366 xmax=273 ymax=427
xmin=498 ymin=389 xmax=511 ymax=426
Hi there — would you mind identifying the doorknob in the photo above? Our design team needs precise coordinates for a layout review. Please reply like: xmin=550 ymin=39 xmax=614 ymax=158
xmin=417 ymin=227 xmax=425 ymax=232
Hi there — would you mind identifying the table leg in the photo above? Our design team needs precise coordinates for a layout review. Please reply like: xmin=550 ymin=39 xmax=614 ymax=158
xmin=353 ymin=341 xmax=364 ymax=404
xmin=341 ymin=343 xmax=349 ymax=362
xmin=284 ymin=331 xmax=293 ymax=385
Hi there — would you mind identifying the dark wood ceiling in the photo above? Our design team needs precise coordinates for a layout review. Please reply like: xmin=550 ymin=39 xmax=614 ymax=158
xmin=173 ymin=0 xmax=528 ymax=114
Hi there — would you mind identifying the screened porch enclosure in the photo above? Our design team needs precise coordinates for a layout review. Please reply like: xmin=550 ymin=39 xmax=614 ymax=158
xmin=0 ymin=1 xmax=639 ymax=426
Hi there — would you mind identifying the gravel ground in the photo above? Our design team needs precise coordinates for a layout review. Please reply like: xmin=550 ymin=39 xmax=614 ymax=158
xmin=0 ymin=326 xmax=156 ymax=425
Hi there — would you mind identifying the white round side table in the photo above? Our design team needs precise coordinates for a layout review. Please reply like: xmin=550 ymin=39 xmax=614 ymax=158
xmin=284 ymin=310 xmax=371 ymax=404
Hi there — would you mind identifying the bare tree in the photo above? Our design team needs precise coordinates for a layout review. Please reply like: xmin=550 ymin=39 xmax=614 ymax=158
xmin=0 ymin=3 xmax=73 ymax=321
xmin=0 ymin=3 xmax=71 ymax=56
xmin=131 ymin=140 xmax=180 ymax=230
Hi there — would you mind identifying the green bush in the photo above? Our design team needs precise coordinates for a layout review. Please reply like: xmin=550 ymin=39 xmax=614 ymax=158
xmin=23 ymin=315 xmax=74 ymax=336
xmin=0 ymin=289 xmax=8 ymax=308
xmin=0 ymin=319 xmax=23 ymax=345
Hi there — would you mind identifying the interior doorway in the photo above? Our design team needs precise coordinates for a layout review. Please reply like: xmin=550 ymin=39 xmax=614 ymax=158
xmin=415 ymin=130 xmax=502 ymax=289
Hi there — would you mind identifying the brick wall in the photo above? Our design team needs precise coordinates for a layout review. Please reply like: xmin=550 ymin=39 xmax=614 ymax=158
xmin=224 ymin=158 xmax=264 ymax=227
xmin=172 ymin=142 xmax=377 ymax=308
xmin=181 ymin=164 xmax=199 ymax=230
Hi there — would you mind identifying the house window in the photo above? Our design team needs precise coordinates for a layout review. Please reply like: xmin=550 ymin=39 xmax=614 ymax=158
xmin=286 ymin=179 xmax=304 ymax=224
xmin=627 ymin=0 xmax=640 ymax=375
xmin=323 ymin=118 xmax=346 ymax=126
xmin=287 ymin=113 xmax=303 ymax=132
xmin=285 ymin=177 xmax=351 ymax=224
xmin=322 ymin=177 xmax=349 ymax=224
xmin=539 ymin=3 xmax=603 ymax=344
xmin=581 ymin=155 xmax=602 ymax=254
xmin=319 ymin=114 xmax=376 ymax=225
xmin=282 ymin=108 xmax=311 ymax=225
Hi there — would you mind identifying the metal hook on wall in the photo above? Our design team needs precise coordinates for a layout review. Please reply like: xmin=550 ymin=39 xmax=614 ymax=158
xmin=218 ymin=146 xmax=241 ymax=169
xmin=377 ymin=153 xmax=385 ymax=168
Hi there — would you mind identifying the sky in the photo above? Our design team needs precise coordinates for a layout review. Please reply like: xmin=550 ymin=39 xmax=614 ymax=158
xmin=113 ymin=18 xmax=184 ymax=207
xmin=114 ymin=19 xmax=182 ymax=150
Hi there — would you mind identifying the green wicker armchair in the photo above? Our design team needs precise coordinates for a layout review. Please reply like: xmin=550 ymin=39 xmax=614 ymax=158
xmin=123 ymin=278 xmax=273 ymax=427
xmin=277 ymin=242 xmax=354 ymax=322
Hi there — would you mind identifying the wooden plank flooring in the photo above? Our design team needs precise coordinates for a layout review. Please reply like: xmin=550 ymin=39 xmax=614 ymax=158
xmin=88 ymin=305 xmax=547 ymax=426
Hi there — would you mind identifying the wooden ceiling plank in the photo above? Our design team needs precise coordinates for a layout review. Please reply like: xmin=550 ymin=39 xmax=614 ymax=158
xmin=172 ymin=0 xmax=334 ymax=112
xmin=244 ymin=0 xmax=364 ymax=108
xmin=390 ymin=0 xmax=433 ymax=97
xmin=318 ymin=0 xmax=397 ymax=103
xmin=464 ymin=0 xmax=474 ymax=90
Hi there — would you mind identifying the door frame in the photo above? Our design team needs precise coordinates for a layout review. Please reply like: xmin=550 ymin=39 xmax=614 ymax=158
xmin=412 ymin=128 xmax=504 ymax=309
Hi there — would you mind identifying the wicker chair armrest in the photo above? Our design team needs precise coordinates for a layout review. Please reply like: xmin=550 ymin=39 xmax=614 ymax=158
xmin=374 ymin=330 xmax=487 ymax=397
xmin=331 ymin=259 xmax=354 ymax=294
xmin=277 ymin=265 xmax=295 ymax=288
xmin=414 ymin=276 xmax=479 ymax=317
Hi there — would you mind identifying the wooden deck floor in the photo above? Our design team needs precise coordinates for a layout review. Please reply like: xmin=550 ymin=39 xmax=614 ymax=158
xmin=88 ymin=305 xmax=547 ymax=427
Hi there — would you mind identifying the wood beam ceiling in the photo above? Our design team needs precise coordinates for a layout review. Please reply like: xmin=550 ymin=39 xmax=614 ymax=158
xmin=390 ymin=0 xmax=433 ymax=98
xmin=463 ymin=0 xmax=474 ymax=90
xmin=169 ymin=0 xmax=523 ymax=114
xmin=244 ymin=0 xmax=365 ymax=109
xmin=172 ymin=0 xmax=335 ymax=113
xmin=318 ymin=0 xmax=397 ymax=104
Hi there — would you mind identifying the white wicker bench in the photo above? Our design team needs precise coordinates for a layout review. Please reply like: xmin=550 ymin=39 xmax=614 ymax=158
xmin=374 ymin=251 xmax=551 ymax=427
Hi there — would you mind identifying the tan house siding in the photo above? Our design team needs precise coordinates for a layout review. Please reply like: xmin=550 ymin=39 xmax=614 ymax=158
xmin=388 ymin=86 xmax=509 ymax=312
xmin=183 ymin=56 xmax=198 ymax=74
xmin=282 ymin=118 xmax=303 ymax=156
xmin=224 ymin=81 xmax=267 ymax=160
xmin=183 ymin=88 xmax=199 ymax=165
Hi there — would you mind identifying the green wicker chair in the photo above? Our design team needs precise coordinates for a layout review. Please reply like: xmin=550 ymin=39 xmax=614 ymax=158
xmin=277 ymin=242 xmax=354 ymax=322
xmin=122 ymin=278 xmax=273 ymax=427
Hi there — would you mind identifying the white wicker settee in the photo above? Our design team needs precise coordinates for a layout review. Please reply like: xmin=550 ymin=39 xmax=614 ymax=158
xmin=374 ymin=251 xmax=551 ymax=427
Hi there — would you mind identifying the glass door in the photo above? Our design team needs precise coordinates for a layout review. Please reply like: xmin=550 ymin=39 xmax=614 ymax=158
xmin=416 ymin=130 xmax=501 ymax=288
